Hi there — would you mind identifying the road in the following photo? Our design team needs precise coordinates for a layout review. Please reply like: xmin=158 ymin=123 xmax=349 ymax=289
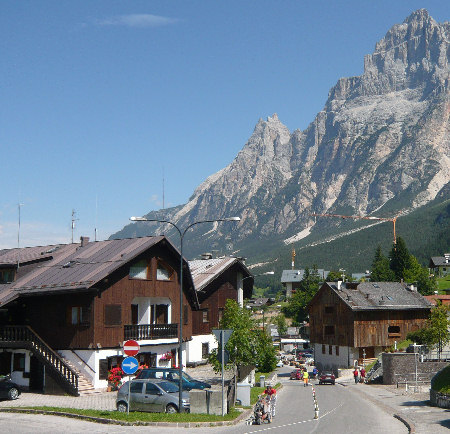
xmin=0 ymin=366 xmax=407 ymax=433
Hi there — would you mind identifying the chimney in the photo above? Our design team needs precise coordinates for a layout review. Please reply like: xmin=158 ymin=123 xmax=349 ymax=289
xmin=80 ymin=236 xmax=90 ymax=247
xmin=201 ymin=253 xmax=213 ymax=260
xmin=337 ymin=281 xmax=342 ymax=290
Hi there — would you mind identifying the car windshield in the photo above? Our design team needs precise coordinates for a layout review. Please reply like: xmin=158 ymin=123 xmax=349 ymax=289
xmin=170 ymin=372 xmax=195 ymax=382
xmin=158 ymin=381 xmax=179 ymax=393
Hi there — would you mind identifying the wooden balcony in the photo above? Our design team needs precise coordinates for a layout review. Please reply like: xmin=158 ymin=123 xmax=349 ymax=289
xmin=124 ymin=323 xmax=178 ymax=341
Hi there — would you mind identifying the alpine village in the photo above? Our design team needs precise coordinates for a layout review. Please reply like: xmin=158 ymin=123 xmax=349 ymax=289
xmin=0 ymin=7 xmax=449 ymax=432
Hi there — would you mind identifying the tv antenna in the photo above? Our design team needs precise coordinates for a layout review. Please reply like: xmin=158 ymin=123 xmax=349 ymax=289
xmin=71 ymin=209 xmax=79 ymax=243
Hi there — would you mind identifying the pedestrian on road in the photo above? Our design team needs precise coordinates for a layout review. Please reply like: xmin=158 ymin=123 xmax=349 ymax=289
xmin=353 ymin=368 xmax=359 ymax=384
xmin=263 ymin=385 xmax=277 ymax=418
xmin=312 ymin=367 xmax=318 ymax=379
xmin=303 ymin=370 xmax=309 ymax=387
xmin=360 ymin=367 xmax=366 ymax=383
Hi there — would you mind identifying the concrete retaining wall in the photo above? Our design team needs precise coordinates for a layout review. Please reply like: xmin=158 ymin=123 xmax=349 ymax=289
xmin=430 ymin=389 xmax=450 ymax=409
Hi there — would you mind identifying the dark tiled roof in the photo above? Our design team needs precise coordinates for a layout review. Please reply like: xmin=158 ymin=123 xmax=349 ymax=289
xmin=430 ymin=255 xmax=450 ymax=267
xmin=0 ymin=236 xmax=165 ymax=306
xmin=327 ymin=281 xmax=432 ymax=311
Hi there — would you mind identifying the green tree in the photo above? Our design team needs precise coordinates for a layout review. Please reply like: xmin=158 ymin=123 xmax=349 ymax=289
xmin=253 ymin=329 xmax=277 ymax=372
xmin=407 ymin=302 xmax=450 ymax=359
xmin=274 ymin=313 xmax=288 ymax=337
xmin=403 ymin=256 xmax=437 ymax=295
xmin=389 ymin=237 xmax=413 ymax=280
xmin=282 ymin=266 xmax=321 ymax=325
xmin=208 ymin=299 xmax=277 ymax=372
xmin=326 ymin=270 xmax=343 ymax=282
xmin=371 ymin=245 xmax=395 ymax=281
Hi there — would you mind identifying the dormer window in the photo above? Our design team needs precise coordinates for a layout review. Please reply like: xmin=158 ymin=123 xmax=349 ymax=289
xmin=129 ymin=259 xmax=151 ymax=280
xmin=0 ymin=269 xmax=15 ymax=283
xmin=157 ymin=260 xmax=174 ymax=281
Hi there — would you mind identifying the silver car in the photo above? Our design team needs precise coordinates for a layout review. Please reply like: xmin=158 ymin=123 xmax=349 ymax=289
xmin=116 ymin=379 xmax=190 ymax=413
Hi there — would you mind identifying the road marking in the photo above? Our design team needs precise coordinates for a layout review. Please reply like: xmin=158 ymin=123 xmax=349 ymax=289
xmin=244 ymin=403 xmax=344 ymax=433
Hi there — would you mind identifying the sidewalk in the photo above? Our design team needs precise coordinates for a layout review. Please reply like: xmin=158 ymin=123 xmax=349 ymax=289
xmin=338 ymin=377 xmax=450 ymax=433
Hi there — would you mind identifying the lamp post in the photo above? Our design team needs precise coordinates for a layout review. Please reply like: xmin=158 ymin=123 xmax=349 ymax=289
xmin=239 ymin=271 xmax=274 ymax=308
xmin=130 ymin=215 xmax=240 ymax=412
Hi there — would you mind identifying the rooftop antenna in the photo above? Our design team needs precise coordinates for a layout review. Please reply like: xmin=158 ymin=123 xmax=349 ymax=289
xmin=71 ymin=209 xmax=79 ymax=243
xmin=17 ymin=203 xmax=24 ymax=269
xmin=162 ymin=166 xmax=165 ymax=210
xmin=291 ymin=248 xmax=295 ymax=270
xmin=94 ymin=195 xmax=98 ymax=242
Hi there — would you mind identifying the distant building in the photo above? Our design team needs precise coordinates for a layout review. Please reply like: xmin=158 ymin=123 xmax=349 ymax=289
xmin=429 ymin=254 xmax=450 ymax=277
xmin=281 ymin=269 xmax=329 ymax=298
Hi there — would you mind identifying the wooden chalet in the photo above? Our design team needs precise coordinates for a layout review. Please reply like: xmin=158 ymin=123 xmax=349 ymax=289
xmin=187 ymin=255 xmax=253 ymax=363
xmin=308 ymin=281 xmax=432 ymax=372
xmin=0 ymin=236 xmax=197 ymax=395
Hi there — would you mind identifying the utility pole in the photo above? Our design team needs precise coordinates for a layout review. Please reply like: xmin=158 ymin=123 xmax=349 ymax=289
xmin=291 ymin=248 xmax=296 ymax=270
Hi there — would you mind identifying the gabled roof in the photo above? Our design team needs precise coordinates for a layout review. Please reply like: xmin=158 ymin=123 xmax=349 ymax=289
xmin=0 ymin=236 xmax=190 ymax=307
xmin=312 ymin=281 xmax=432 ymax=311
xmin=281 ymin=269 xmax=329 ymax=283
xmin=0 ymin=244 xmax=65 ymax=266
xmin=430 ymin=255 xmax=450 ymax=267
xmin=189 ymin=257 xmax=251 ymax=292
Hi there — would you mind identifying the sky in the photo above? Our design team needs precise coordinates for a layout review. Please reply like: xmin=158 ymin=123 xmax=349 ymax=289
xmin=1 ymin=1 xmax=448 ymax=249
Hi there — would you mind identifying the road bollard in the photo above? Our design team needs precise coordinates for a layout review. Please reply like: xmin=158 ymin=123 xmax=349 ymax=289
xmin=314 ymin=403 xmax=319 ymax=419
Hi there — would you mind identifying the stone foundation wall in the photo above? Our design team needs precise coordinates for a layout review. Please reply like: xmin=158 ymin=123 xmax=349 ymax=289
xmin=382 ymin=353 xmax=448 ymax=385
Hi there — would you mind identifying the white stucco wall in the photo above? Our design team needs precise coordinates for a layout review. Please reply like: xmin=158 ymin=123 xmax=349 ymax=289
xmin=186 ymin=334 xmax=218 ymax=363
xmin=0 ymin=349 xmax=31 ymax=388
xmin=313 ymin=343 xmax=356 ymax=373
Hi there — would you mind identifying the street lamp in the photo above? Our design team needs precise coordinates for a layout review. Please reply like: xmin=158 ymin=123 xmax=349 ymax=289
xmin=239 ymin=271 xmax=274 ymax=308
xmin=130 ymin=215 xmax=240 ymax=412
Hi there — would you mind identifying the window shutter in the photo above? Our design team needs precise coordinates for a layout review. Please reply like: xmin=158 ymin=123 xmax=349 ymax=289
xmin=105 ymin=305 xmax=122 ymax=326
xmin=99 ymin=359 xmax=108 ymax=380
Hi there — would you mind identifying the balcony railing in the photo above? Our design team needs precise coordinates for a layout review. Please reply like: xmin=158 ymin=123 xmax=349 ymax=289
xmin=124 ymin=323 xmax=178 ymax=341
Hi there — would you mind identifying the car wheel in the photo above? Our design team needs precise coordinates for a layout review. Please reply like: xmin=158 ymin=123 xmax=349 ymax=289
xmin=8 ymin=388 xmax=19 ymax=400
xmin=332 ymin=381 xmax=335 ymax=385
xmin=166 ymin=404 xmax=178 ymax=414
xmin=117 ymin=402 xmax=128 ymax=412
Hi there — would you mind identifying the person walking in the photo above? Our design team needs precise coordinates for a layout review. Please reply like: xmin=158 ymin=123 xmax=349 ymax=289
xmin=303 ymin=369 xmax=309 ymax=387
xmin=360 ymin=367 xmax=366 ymax=383
xmin=263 ymin=385 xmax=277 ymax=418
xmin=353 ymin=368 xmax=359 ymax=384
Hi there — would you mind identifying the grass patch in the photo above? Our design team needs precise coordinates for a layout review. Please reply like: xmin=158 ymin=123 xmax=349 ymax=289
xmin=250 ymin=386 xmax=265 ymax=405
xmin=437 ymin=275 xmax=450 ymax=292
xmin=431 ymin=365 xmax=450 ymax=394
xmin=16 ymin=406 xmax=241 ymax=423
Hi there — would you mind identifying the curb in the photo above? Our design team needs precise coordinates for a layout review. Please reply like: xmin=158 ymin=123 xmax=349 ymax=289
xmin=0 ymin=406 xmax=253 ymax=428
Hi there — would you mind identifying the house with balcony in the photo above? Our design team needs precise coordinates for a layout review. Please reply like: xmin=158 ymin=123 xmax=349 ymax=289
xmin=187 ymin=255 xmax=253 ymax=364
xmin=0 ymin=236 xmax=197 ymax=395
xmin=308 ymin=281 xmax=432 ymax=372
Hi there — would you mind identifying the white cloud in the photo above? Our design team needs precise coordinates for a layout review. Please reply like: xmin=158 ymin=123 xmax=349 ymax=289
xmin=96 ymin=14 xmax=179 ymax=28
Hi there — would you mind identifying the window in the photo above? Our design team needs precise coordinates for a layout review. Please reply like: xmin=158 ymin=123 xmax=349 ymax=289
xmin=336 ymin=346 xmax=339 ymax=356
xmin=324 ymin=325 xmax=335 ymax=336
xmin=202 ymin=343 xmax=209 ymax=359
xmin=13 ymin=353 xmax=25 ymax=372
xmin=156 ymin=260 xmax=174 ymax=281
xmin=388 ymin=325 xmax=401 ymax=338
xmin=67 ymin=306 xmax=90 ymax=326
xmin=145 ymin=383 xmax=160 ymax=395
xmin=0 ymin=269 xmax=15 ymax=283
xmin=329 ymin=345 xmax=332 ymax=355
xmin=129 ymin=259 xmax=151 ymax=280
xmin=130 ymin=382 xmax=143 ymax=394
xmin=202 ymin=309 xmax=209 ymax=323
xmin=324 ymin=306 xmax=334 ymax=314
xmin=105 ymin=305 xmax=122 ymax=326
xmin=322 ymin=344 xmax=326 ymax=354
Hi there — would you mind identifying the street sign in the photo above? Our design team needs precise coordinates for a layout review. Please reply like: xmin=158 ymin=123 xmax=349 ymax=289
xmin=217 ymin=349 xmax=229 ymax=365
xmin=123 ymin=339 xmax=140 ymax=356
xmin=122 ymin=356 xmax=139 ymax=375
xmin=212 ymin=329 xmax=233 ymax=346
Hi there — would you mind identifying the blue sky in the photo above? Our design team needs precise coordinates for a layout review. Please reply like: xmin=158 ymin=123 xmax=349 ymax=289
xmin=1 ymin=1 xmax=448 ymax=249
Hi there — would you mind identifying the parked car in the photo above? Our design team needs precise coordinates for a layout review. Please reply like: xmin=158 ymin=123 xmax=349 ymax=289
xmin=116 ymin=379 xmax=190 ymax=413
xmin=318 ymin=372 xmax=336 ymax=385
xmin=276 ymin=360 xmax=284 ymax=367
xmin=135 ymin=368 xmax=211 ymax=390
xmin=290 ymin=369 xmax=302 ymax=380
xmin=0 ymin=375 xmax=20 ymax=400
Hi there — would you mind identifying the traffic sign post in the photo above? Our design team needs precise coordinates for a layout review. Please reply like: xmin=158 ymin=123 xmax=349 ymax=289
xmin=123 ymin=340 xmax=140 ymax=357
xmin=122 ymin=342 xmax=140 ymax=415
xmin=213 ymin=329 xmax=233 ymax=416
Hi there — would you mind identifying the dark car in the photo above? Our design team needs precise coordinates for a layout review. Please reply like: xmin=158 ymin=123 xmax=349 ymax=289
xmin=135 ymin=368 xmax=211 ymax=390
xmin=0 ymin=375 xmax=21 ymax=400
xmin=116 ymin=379 xmax=189 ymax=413
xmin=318 ymin=372 xmax=336 ymax=385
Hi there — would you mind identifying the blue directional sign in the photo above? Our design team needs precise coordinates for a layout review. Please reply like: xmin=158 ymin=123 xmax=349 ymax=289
xmin=122 ymin=356 xmax=139 ymax=375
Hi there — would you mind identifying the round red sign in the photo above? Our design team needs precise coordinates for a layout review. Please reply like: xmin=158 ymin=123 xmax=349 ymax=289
xmin=123 ymin=340 xmax=140 ymax=356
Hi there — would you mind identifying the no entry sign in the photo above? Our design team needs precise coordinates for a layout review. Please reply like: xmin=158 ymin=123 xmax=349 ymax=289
xmin=123 ymin=340 xmax=140 ymax=357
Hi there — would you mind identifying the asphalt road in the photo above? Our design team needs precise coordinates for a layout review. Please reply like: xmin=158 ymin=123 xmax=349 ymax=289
xmin=0 ymin=366 xmax=408 ymax=433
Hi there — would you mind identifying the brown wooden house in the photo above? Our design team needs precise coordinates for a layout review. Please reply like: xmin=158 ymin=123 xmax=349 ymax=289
xmin=308 ymin=281 xmax=432 ymax=372
xmin=187 ymin=255 xmax=253 ymax=363
xmin=0 ymin=236 xmax=197 ymax=395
